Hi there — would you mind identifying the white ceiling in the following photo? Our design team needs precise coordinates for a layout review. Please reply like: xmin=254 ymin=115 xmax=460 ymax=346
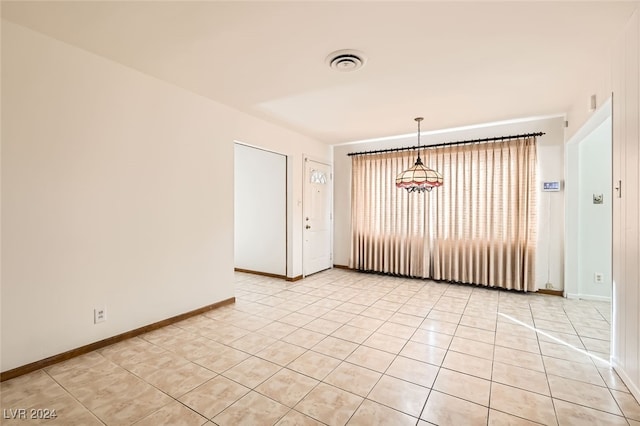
xmin=2 ymin=1 xmax=637 ymax=144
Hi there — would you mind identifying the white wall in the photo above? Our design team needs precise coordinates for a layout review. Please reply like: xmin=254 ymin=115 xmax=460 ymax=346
xmin=566 ymin=3 xmax=640 ymax=403
xmin=333 ymin=116 xmax=565 ymax=291
xmin=1 ymin=21 xmax=329 ymax=372
xmin=611 ymin=6 xmax=640 ymax=402
xmin=234 ymin=144 xmax=286 ymax=276
xmin=578 ymin=118 xmax=612 ymax=300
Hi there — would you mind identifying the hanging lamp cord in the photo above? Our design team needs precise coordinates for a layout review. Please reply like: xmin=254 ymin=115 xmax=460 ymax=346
xmin=415 ymin=117 xmax=423 ymax=164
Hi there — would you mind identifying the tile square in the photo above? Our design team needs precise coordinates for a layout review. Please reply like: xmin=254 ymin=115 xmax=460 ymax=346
xmin=223 ymin=356 xmax=281 ymax=388
xmin=538 ymin=341 xmax=594 ymax=364
xmin=494 ymin=332 xmax=540 ymax=354
xmin=433 ymin=368 xmax=491 ymax=406
xmin=362 ymin=332 xmax=407 ymax=354
xmin=399 ymin=341 xmax=447 ymax=366
xmin=368 ymin=375 xmax=429 ymax=417
xmin=388 ymin=312 xmax=424 ymax=328
xmin=255 ymin=368 xmax=319 ymax=407
xmin=493 ymin=346 xmax=544 ymax=372
xmin=548 ymin=375 xmax=622 ymax=415
xmin=427 ymin=310 xmax=462 ymax=324
xmin=345 ymin=346 xmax=396 ymax=373
xmin=489 ymin=382 xmax=557 ymax=425
xmin=279 ymin=312 xmax=315 ymax=327
xmin=377 ymin=322 xmax=416 ymax=339
xmin=361 ymin=307 xmax=394 ymax=321
xmin=312 ymin=336 xmax=358 ymax=360
xmin=348 ymin=315 xmax=385 ymax=331
xmin=598 ymin=366 xmax=629 ymax=392
xmin=294 ymin=383 xmax=363 ymax=425
xmin=449 ymin=336 xmax=494 ymax=360
xmin=275 ymin=410 xmax=324 ymax=426
xmin=288 ymin=351 xmax=340 ymax=380
xmin=179 ymin=375 xmax=250 ymax=419
xmin=554 ymin=398 xmax=628 ymax=425
xmin=543 ymin=356 xmax=605 ymax=386
xmin=324 ymin=361 xmax=382 ymax=397
xmin=256 ymin=341 xmax=307 ymax=366
xmin=460 ymin=315 xmax=497 ymax=332
xmin=611 ymin=389 xmax=640 ymax=421
xmin=193 ymin=346 xmax=250 ymax=373
xmin=347 ymin=399 xmax=417 ymax=425
xmin=420 ymin=319 xmax=458 ymax=335
xmin=134 ymin=400 xmax=208 ymax=426
xmin=411 ymin=329 xmax=453 ymax=349
xmin=213 ymin=391 xmax=289 ymax=425
xmin=304 ymin=318 xmax=342 ymax=335
xmin=488 ymin=409 xmax=541 ymax=425
xmin=421 ymin=390 xmax=488 ymax=425
xmin=129 ymin=357 xmax=216 ymax=398
xmin=332 ymin=325 xmax=373 ymax=344
xmin=455 ymin=325 xmax=498 ymax=345
xmin=256 ymin=321 xmax=298 ymax=339
xmin=88 ymin=379 xmax=173 ymax=425
xmin=442 ymin=351 xmax=492 ymax=380
xmin=386 ymin=356 xmax=439 ymax=388
xmin=282 ymin=328 xmax=326 ymax=349
xmin=491 ymin=361 xmax=550 ymax=396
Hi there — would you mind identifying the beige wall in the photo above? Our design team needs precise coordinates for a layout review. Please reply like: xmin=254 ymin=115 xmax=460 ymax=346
xmin=0 ymin=21 xmax=329 ymax=372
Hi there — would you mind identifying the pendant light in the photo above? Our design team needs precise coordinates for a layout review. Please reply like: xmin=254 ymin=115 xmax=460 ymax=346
xmin=395 ymin=117 xmax=443 ymax=193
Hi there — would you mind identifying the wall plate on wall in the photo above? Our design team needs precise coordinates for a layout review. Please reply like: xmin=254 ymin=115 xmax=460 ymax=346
xmin=593 ymin=194 xmax=604 ymax=204
xmin=542 ymin=181 xmax=561 ymax=192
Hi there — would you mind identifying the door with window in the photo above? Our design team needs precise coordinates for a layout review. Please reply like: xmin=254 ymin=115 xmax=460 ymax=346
xmin=304 ymin=158 xmax=332 ymax=276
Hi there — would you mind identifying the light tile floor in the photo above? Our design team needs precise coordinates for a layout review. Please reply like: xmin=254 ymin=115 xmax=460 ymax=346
xmin=2 ymin=269 xmax=640 ymax=425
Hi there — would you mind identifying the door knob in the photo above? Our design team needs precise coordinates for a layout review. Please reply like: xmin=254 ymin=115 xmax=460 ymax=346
xmin=305 ymin=225 xmax=311 ymax=229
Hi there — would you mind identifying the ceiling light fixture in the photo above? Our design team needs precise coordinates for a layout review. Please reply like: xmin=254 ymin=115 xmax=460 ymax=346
xmin=395 ymin=117 xmax=443 ymax=193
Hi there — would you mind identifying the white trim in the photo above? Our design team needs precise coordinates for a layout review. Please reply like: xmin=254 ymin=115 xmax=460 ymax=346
xmin=565 ymin=293 xmax=612 ymax=302
xmin=566 ymin=97 xmax=613 ymax=146
xmin=233 ymin=139 xmax=287 ymax=157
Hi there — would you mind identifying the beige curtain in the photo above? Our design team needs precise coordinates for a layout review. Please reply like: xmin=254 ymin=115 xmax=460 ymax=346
xmin=350 ymin=137 xmax=537 ymax=291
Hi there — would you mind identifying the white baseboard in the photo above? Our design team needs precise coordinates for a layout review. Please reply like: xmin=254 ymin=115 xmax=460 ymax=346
xmin=612 ymin=360 xmax=640 ymax=405
xmin=565 ymin=293 xmax=611 ymax=302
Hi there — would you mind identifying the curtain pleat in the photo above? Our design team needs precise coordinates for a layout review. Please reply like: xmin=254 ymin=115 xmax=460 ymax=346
xmin=350 ymin=137 xmax=537 ymax=291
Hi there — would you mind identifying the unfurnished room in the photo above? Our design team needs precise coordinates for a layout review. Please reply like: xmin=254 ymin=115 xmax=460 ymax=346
xmin=1 ymin=1 xmax=640 ymax=425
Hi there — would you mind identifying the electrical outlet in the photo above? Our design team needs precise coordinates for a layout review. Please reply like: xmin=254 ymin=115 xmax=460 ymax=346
xmin=594 ymin=273 xmax=604 ymax=283
xmin=94 ymin=307 xmax=107 ymax=324
xmin=545 ymin=283 xmax=553 ymax=289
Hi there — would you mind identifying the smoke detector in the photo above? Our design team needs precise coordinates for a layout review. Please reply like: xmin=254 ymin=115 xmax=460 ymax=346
xmin=326 ymin=49 xmax=367 ymax=72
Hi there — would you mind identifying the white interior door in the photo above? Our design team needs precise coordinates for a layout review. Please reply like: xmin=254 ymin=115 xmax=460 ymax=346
xmin=304 ymin=159 xmax=332 ymax=276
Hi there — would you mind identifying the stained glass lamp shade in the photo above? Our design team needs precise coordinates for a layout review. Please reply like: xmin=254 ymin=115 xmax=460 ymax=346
xmin=395 ymin=117 xmax=443 ymax=193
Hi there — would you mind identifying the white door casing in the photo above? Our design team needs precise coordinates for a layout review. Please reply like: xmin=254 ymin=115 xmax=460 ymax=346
xmin=303 ymin=158 xmax=332 ymax=276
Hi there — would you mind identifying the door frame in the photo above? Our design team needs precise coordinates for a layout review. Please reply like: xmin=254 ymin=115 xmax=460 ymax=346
xmin=564 ymin=97 xmax=613 ymax=301
xmin=302 ymin=155 xmax=333 ymax=278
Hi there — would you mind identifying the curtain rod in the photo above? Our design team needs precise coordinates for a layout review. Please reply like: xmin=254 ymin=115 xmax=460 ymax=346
xmin=347 ymin=132 xmax=545 ymax=157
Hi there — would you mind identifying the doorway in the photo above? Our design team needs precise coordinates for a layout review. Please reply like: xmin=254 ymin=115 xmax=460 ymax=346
xmin=234 ymin=143 xmax=287 ymax=276
xmin=303 ymin=158 xmax=332 ymax=276
xmin=565 ymin=99 xmax=612 ymax=301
